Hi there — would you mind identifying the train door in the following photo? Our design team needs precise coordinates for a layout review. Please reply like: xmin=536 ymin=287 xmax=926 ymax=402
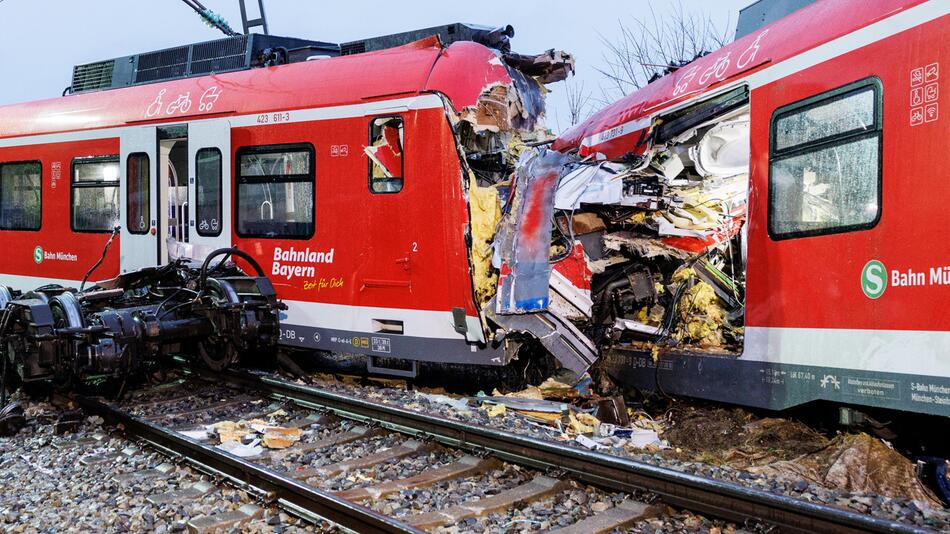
xmin=120 ymin=127 xmax=158 ymax=273
xmin=157 ymin=126 xmax=189 ymax=264
xmin=187 ymin=120 xmax=232 ymax=256
xmin=363 ymin=113 xmax=413 ymax=299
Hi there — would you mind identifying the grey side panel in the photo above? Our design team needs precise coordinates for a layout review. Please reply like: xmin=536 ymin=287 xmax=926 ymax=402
xmin=279 ymin=323 xmax=507 ymax=366
xmin=604 ymin=348 xmax=950 ymax=417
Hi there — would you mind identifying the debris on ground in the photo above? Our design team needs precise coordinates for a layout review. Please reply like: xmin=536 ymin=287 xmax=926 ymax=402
xmin=469 ymin=378 xmax=669 ymax=452
xmin=749 ymin=433 xmax=941 ymax=505
xmin=199 ymin=416 xmax=305 ymax=452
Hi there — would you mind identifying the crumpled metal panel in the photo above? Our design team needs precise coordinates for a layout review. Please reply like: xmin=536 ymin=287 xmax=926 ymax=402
xmin=495 ymin=149 xmax=572 ymax=314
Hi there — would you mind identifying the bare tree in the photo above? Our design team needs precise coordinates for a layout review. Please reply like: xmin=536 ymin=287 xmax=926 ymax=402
xmin=597 ymin=2 xmax=733 ymax=102
xmin=564 ymin=79 xmax=593 ymax=126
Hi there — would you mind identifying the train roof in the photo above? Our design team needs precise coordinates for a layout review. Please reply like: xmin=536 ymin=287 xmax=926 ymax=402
xmin=553 ymin=0 xmax=932 ymax=160
xmin=0 ymin=37 xmax=513 ymax=141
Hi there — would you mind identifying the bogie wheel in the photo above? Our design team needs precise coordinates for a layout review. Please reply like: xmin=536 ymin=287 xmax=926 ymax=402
xmin=199 ymin=279 xmax=240 ymax=371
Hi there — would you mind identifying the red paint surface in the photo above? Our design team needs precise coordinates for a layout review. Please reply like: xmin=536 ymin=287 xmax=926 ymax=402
xmin=554 ymin=0 xmax=930 ymax=160
xmin=0 ymin=38 xmax=514 ymax=320
xmin=553 ymin=243 xmax=592 ymax=290
xmin=745 ymin=14 xmax=950 ymax=332
xmin=0 ymin=138 xmax=121 ymax=281
xmin=0 ymin=39 xmax=511 ymax=140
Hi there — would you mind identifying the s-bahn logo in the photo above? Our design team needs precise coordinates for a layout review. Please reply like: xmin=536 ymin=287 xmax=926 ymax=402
xmin=861 ymin=259 xmax=887 ymax=299
xmin=33 ymin=246 xmax=44 ymax=265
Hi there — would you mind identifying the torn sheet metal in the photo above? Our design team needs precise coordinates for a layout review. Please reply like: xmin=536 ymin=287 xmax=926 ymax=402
xmin=474 ymin=395 xmax=568 ymax=413
xmin=613 ymin=318 xmax=662 ymax=336
xmin=503 ymin=50 xmax=575 ymax=84
xmin=554 ymin=162 xmax=625 ymax=210
xmin=495 ymin=149 xmax=571 ymax=314
xmin=549 ymin=242 xmax=593 ymax=319
xmin=487 ymin=296 xmax=597 ymax=376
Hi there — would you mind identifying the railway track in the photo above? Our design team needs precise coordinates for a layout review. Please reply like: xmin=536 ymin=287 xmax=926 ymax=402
xmin=70 ymin=370 xmax=936 ymax=533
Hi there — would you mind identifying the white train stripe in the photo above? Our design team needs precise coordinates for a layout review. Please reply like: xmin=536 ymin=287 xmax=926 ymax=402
xmin=0 ymin=94 xmax=444 ymax=148
xmin=745 ymin=326 xmax=950 ymax=377
xmin=283 ymin=299 xmax=483 ymax=343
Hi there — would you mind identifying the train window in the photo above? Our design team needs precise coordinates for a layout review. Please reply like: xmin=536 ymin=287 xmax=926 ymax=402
xmin=367 ymin=116 xmax=404 ymax=193
xmin=71 ymin=156 xmax=120 ymax=233
xmin=0 ymin=161 xmax=41 ymax=231
xmin=235 ymin=143 xmax=314 ymax=239
xmin=195 ymin=148 xmax=222 ymax=237
xmin=768 ymin=78 xmax=882 ymax=240
xmin=126 ymin=153 xmax=150 ymax=235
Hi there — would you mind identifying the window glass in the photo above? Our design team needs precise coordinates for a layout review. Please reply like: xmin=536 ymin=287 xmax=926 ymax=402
xmin=196 ymin=148 xmax=222 ymax=236
xmin=769 ymin=79 xmax=881 ymax=240
xmin=770 ymin=137 xmax=879 ymax=236
xmin=0 ymin=162 xmax=41 ymax=231
xmin=126 ymin=153 xmax=150 ymax=234
xmin=367 ymin=116 xmax=404 ymax=193
xmin=72 ymin=157 xmax=120 ymax=232
xmin=774 ymin=88 xmax=875 ymax=151
xmin=236 ymin=144 xmax=314 ymax=238
xmin=239 ymin=150 xmax=310 ymax=177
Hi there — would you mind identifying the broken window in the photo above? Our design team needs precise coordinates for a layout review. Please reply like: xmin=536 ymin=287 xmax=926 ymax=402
xmin=195 ymin=148 xmax=222 ymax=237
xmin=366 ymin=116 xmax=404 ymax=193
xmin=236 ymin=143 xmax=314 ymax=238
xmin=71 ymin=156 xmax=120 ymax=232
xmin=769 ymin=78 xmax=882 ymax=239
xmin=126 ymin=153 xmax=150 ymax=235
xmin=0 ymin=161 xmax=41 ymax=231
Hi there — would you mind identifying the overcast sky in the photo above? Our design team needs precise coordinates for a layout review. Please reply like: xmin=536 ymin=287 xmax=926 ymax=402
xmin=0 ymin=0 xmax=749 ymax=133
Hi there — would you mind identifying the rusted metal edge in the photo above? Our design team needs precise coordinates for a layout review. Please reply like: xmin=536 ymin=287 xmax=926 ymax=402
xmin=216 ymin=369 xmax=935 ymax=534
xmin=73 ymin=394 xmax=423 ymax=534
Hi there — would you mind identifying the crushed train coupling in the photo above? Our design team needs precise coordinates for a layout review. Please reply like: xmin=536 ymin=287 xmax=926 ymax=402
xmin=204 ymin=367 xmax=934 ymax=534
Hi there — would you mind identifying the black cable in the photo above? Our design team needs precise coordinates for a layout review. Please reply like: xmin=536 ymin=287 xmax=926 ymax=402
xmin=80 ymin=226 xmax=120 ymax=293
xmin=154 ymin=287 xmax=199 ymax=318
xmin=157 ymin=300 xmax=195 ymax=321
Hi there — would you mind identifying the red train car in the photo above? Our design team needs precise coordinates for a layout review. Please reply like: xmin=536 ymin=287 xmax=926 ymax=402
xmin=0 ymin=30 xmax=570 ymax=380
xmin=554 ymin=0 xmax=950 ymax=416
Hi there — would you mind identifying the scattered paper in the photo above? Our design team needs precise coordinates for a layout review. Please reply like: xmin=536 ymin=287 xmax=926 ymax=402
xmin=178 ymin=428 xmax=212 ymax=441
xmin=576 ymin=434 xmax=606 ymax=450
xmin=217 ymin=440 xmax=264 ymax=458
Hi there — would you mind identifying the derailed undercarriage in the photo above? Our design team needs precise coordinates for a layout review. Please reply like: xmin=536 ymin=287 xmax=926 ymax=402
xmin=456 ymin=75 xmax=750 ymax=376
xmin=0 ymin=249 xmax=283 ymax=397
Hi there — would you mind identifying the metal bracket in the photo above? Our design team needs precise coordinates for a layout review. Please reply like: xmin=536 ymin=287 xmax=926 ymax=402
xmin=366 ymin=356 xmax=418 ymax=379
xmin=239 ymin=0 xmax=269 ymax=35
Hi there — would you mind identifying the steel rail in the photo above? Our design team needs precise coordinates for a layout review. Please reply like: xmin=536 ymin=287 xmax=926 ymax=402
xmin=73 ymin=393 xmax=423 ymax=534
xmin=215 ymin=368 xmax=935 ymax=534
